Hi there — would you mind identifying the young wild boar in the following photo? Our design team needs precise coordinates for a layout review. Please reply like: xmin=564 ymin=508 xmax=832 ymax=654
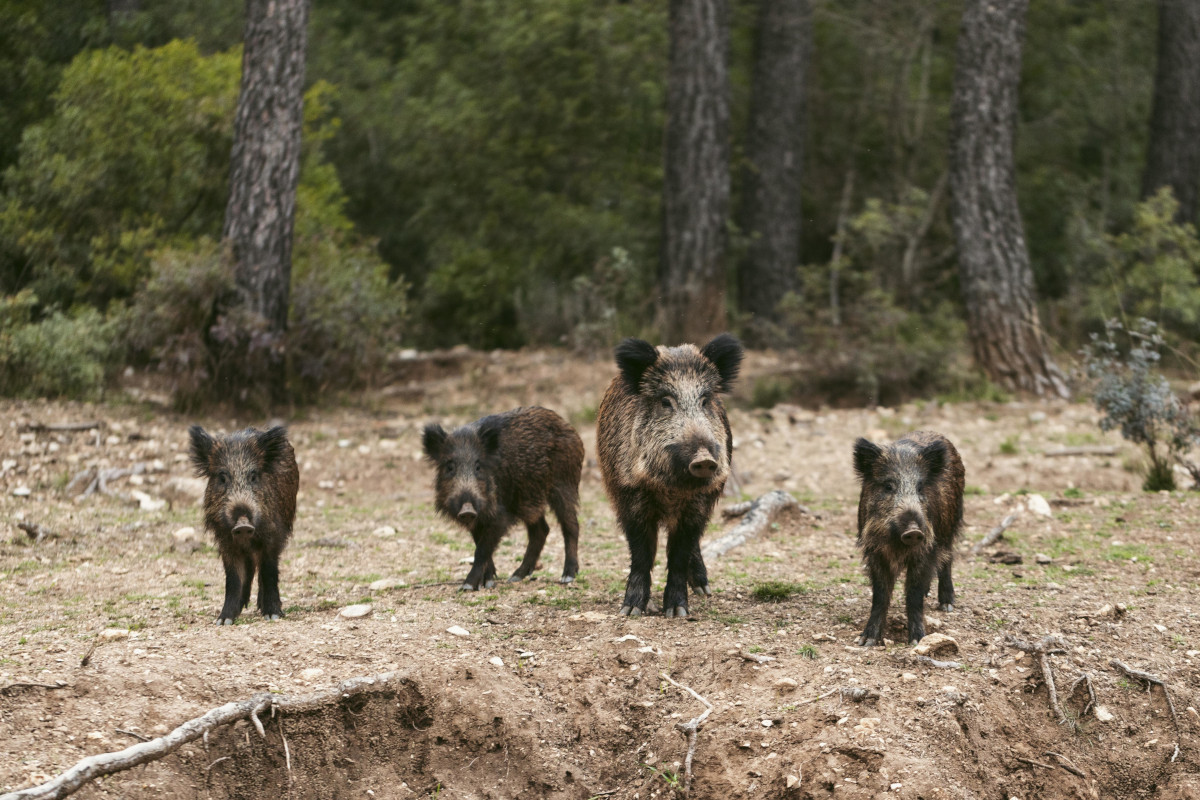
xmin=852 ymin=431 xmax=965 ymax=646
xmin=189 ymin=426 xmax=299 ymax=625
xmin=596 ymin=334 xmax=743 ymax=619
xmin=422 ymin=407 xmax=584 ymax=591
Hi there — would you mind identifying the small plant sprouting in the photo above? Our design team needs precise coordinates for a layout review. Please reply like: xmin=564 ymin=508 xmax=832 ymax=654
xmin=797 ymin=643 xmax=818 ymax=659
xmin=751 ymin=581 xmax=810 ymax=602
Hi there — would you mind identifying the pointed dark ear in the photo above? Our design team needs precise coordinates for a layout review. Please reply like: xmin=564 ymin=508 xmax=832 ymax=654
xmin=479 ymin=420 xmax=502 ymax=456
xmin=189 ymin=425 xmax=213 ymax=477
xmin=257 ymin=426 xmax=290 ymax=470
xmin=422 ymin=424 xmax=447 ymax=461
xmin=922 ymin=438 xmax=948 ymax=477
xmin=853 ymin=438 xmax=883 ymax=481
xmin=614 ymin=338 xmax=658 ymax=392
xmin=701 ymin=333 xmax=743 ymax=393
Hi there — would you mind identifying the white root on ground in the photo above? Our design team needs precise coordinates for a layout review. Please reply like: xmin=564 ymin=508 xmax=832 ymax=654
xmin=0 ymin=670 xmax=412 ymax=800
xmin=659 ymin=672 xmax=713 ymax=796
xmin=1006 ymin=635 xmax=1072 ymax=729
xmin=973 ymin=512 xmax=1019 ymax=554
xmin=705 ymin=491 xmax=804 ymax=561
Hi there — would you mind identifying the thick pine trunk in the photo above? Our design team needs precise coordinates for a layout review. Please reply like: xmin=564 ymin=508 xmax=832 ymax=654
xmin=738 ymin=0 xmax=810 ymax=344
xmin=948 ymin=0 xmax=1068 ymax=399
xmin=222 ymin=0 xmax=309 ymax=399
xmin=659 ymin=0 xmax=731 ymax=344
xmin=1142 ymin=0 xmax=1200 ymax=224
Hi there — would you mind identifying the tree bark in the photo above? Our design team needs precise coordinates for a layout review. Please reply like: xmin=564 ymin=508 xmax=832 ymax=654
xmin=1142 ymin=0 xmax=1200 ymax=224
xmin=948 ymin=0 xmax=1069 ymax=399
xmin=222 ymin=0 xmax=309 ymax=400
xmin=659 ymin=0 xmax=731 ymax=344
xmin=737 ymin=0 xmax=811 ymax=344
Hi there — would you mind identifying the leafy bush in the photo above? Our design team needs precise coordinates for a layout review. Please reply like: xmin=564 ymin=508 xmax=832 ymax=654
xmin=0 ymin=290 xmax=123 ymax=400
xmin=1081 ymin=318 xmax=1199 ymax=491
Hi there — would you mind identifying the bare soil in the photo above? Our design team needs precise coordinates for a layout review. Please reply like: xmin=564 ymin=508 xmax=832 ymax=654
xmin=2 ymin=348 xmax=1199 ymax=799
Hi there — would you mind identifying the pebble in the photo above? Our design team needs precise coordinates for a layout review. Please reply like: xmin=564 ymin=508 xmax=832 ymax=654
xmin=369 ymin=577 xmax=406 ymax=591
xmin=373 ymin=526 xmax=397 ymax=537
xmin=761 ymin=720 xmax=773 ymax=728
xmin=1026 ymin=494 xmax=1052 ymax=518
xmin=130 ymin=490 xmax=166 ymax=511
xmin=339 ymin=604 xmax=372 ymax=619
xmin=1035 ymin=553 xmax=1052 ymax=564
xmin=172 ymin=527 xmax=197 ymax=541
xmin=774 ymin=678 xmax=799 ymax=692
xmin=902 ymin=673 xmax=918 ymax=682
xmin=100 ymin=628 xmax=131 ymax=640
xmin=786 ymin=775 xmax=800 ymax=789
xmin=1153 ymin=624 xmax=1167 ymax=633
xmin=1094 ymin=706 xmax=1114 ymax=722
xmin=447 ymin=625 xmax=470 ymax=637
xmin=299 ymin=668 xmax=324 ymax=681
xmin=337 ymin=439 xmax=352 ymax=448
xmin=12 ymin=486 xmax=31 ymax=497
xmin=489 ymin=657 xmax=504 ymax=667
xmin=318 ymin=480 xmax=335 ymax=490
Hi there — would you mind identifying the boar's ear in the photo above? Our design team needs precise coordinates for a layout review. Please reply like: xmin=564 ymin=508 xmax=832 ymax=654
xmin=853 ymin=438 xmax=883 ymax=481
xmin=921 ymin=438 xmax=948 ymax=478
xmin=257 ymin=426 xmax=290 ymax=471
xmin=188 ymin=426 xmax=213 ymax=477
xmin=478 ymin=419 xmax=502 ymax=456
xmin=615 ymin=338 xmax=658 ymax=391
xmin=422 ymin=424 xmax=447 ymax=461
xmin=701 ymin=333 xmax=743 ymax=393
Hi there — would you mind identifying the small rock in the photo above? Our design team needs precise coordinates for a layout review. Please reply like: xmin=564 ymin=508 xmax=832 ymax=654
xmin=129 ymin=490 xmax=166 ymax=511
xmin=1094 ymin=706 xmax=1114 ymax=722
xmin=891 ymin=784 xmax=903 ymax=791
xmin=912 ymin=633 xmax=958 ymax=657
xmin=372 ymin=526 xmax=397 ymax=538
xmin=337 ymin=439 xmax=352 ymax=448
xmin=489 ymin=656 xmax=504 ymax=667
xmin=786 ymin=775 xmax=800 ymax=789
xmin=1028 ymin=411 xmax=1046 ymax=424
xmin=12 ymin=486 xmax=31 ymax=497
xmin=1026 ymin=494 xmax=1052 ymax=518
xmin=339 ymin=604 xmax=372 ymax=619
xmin=318 ymin=480 xmax=335 ymax=490
xmin=812 ymin=633 xmax=837 ymax=642
xmin=172 ymin=526 xmax=197 ymax=541
xmin=299 ymin=668 xmax=324 ymax=681
xmin=1153 ymin=624 xmax=1168 ymax=633
xmin=458 ymin=556 xmax=474 ymax=564
xmin=369 ymin=577 xmax=406 ymax=592
xmin=100 ymin=628 xmax=130 ymax=640
xmin=1035 ymin=553 xmax=1053 ymax=564
xmin=447 ymin=625 xmax=470 ymax=637
xmin=902 ymin=673 xmax=918 ymax=682
xmin=774 ymin=678 xmax=799 ymax=693
xmin=761 ymin=719 xmax=773 ymax=728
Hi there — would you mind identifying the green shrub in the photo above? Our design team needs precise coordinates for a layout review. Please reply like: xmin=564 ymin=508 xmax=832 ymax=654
xmin=751 ymin=581 xmax=810 ymax=602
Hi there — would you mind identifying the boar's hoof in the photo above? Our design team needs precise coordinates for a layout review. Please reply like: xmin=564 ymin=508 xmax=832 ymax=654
xmin=618 ymin=605 xmax=643 ymax=618
xmin=938 ymin=603 xmax=954 ymax=613
xmin=856 ymin=635 xmax=879 ymax=647
xmin=663 ymin=605 xmax=689 ymax=619
xmin=484 ymin=579 xmax=496 ymax=589
xmin=691 ymin=583 xmax=712 ymax=597
xmin=508 ymin=573 xmax=526 ymax=582
xmin=217 ymin=617 xmax=235 ymax=626
xmin=458 ymin=582 xmax=478 ymax=592
xmin=266 ymin=614 xmax=282 ymax=621
xmin=559 ymin=575 xmax=575 ymax=585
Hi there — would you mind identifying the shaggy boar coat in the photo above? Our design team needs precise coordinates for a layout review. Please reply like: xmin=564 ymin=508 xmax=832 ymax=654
xmin=853 ymin=431 xmax=965 ymax=646
xmin=423 ymin=407 xmax=584 ymax=590
xmin=597 ymin=334 xmax=743 ymax=618
xmin=189 ymin=426 xmax=299 ymax=625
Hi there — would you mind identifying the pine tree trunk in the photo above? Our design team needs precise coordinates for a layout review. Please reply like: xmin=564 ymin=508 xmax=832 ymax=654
xmin=1142 ymin=0 xmax=1200 ymax=224
xmin=948 ymin=0 xmax=1068 ymax=399
xmin=738 ymin=0 xmax=810 ymax=345
xmin=659 ymin=0 xmax=731 ymax=344
xmin=222 ymin=0 xmax=309 ymax=400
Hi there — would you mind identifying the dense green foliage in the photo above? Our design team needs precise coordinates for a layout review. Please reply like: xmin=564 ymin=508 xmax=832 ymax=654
xmin=0 ymin=0 xmax=1193 ymax=406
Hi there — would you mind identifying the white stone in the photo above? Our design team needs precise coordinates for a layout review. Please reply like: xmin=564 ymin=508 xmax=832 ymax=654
xmin=1154 ymin=624 xmax=1168 ymax=633
xmin=489 ymin=656 xmax=504 ymax=667
xmin=12 ymin=486 xmax=31 ymax=497
xmin=1026 ymin=494 xmax=1052 ymax=518
xmin=1094 ymin=706 xmax=1115 ymax=722
xmin=299 ymin=668 xmax=324 ymax=681
xmin=447 ymin=625 xmax=470 ymax=637
xmin=369 ymin=577 xmax=406 ymax=592
xmin=339 ymin=604 xmax=372 ymax=619
xmin=902 ymin=673 xmax=918 ymax=682
xmin=775 ymin=678 xmax=799 ymax=692
xmin=786 ymin=775 xmax=800 ymax=789
xmin=130 ymin=490 xmax=166 ymax=511
xmin=1035 ymin=553 xmax=1052 ymax=564
xmin=912 ymin=633 xmax=958 ymax=657
xmin=100 ymin=628 xmax=130 ymax=640
xmin=337 ymin=439 xmax=352 ymax=448
xmin=172 ymin=527 xmax=197 ymax=541
xmin=373 ymin=526 xmax=397 ymax=538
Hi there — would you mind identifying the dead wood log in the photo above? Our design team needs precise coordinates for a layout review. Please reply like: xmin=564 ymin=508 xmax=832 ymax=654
xmin=704 ymin=491 xmax=802 ymax=561
xmin=0 ymin=670 xmax=414 ymax=800
xmin=20 ymin=422 xmax=102 ymax=434
xmin=1042 ymin=446 xmax=1118 ymax=458
xmin=973 ymin=512 xmax=1019 ymax=554
xmin=914 ymin=655 xmax=962 ymax=670
xmin=659 ymin=672 xmax=713 ymax=795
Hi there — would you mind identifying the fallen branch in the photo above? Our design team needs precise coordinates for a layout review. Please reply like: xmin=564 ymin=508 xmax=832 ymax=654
xmin=1110 ymin=659 xmax=1180 ymax=732
xmin=739 ymin=652 xmax=775 ymax=664
xmin=1006 ymin=635 xmax=1071 ymax=729
xmin=1017 ymin=757 xmax=1054 ymax=770
xmin=914 ymin=655 xmax=962 ymax=670
xmin=1044 ymin=751 xmax=1085 ymax=778
xmin=20 ymin=422 xmax=102 ymax=434
xmin=0 ymin=682 xmax=68 ymax=696
xmin=704 ymin=491 xmax=801 ymax=561
xmin=0 ymin=670 xmax=414 ymax=800
xmin=1043 ymin=446 xmax=1118 ymax=458
xmin=659 ymin=672 xmax=713 ymax=796
xmin=973 ymin=512 xmax=1019 ymax=554
xmin=17 ymin=522 xmax=55 ymax=544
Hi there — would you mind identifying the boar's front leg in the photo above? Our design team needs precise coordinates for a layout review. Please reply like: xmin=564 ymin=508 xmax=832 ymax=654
xmin=904 ymin=560 xmax=936 ymax=645
xmin=461 ymin=526 xmax=503 ymax=591
xmin=510 ymin=516 xmax=550 ymax=582
xmin=936 ymin=555 xmax=955 ymax=612
xmin=257 ymin=549 xmax=284 ymax=620
xmin=616 ymin=489 xmax=659 ymax=617
xmin=663 ymin=508 xmax=707 ymax=619
xmin=687 ymin=541 xmax=711 ymax=597
xmin=217 ymin=552 xmax=248 ymax=625
xmin=857 ymin=558 xmax=895 ymax=646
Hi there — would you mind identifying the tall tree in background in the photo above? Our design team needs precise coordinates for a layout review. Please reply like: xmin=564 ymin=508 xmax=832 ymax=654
xmin=737 ymin=0 xmax=811 ymax=344
xmin=222 ymin=0 xmax=308 ymax=401
xmin=949 ymin=0 xmax=1068 ymax=399
xmin=659 ymin=0 xmax=731 ymax=344
xmin=1142 ymin=0 xmax=1200 ymax=224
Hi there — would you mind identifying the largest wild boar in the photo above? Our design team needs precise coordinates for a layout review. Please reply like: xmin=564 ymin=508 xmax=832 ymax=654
xmin=597 ymin=334 xmax=743 ymax=618
xmin=189 ymin=426 xmax=299 ymax=625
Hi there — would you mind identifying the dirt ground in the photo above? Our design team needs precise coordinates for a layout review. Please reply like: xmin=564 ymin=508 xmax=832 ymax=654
xmin=2 ymin=347 xmax=1199 ymax=800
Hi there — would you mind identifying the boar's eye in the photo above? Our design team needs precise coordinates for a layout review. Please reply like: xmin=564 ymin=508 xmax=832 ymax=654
xmin=659 ymin=395 xmax=675 ymax=410
xmin=475 ymin=460 xmax=484 ymax=476
xmin=700 ymin=392 xmax=713 ymax=408
xmin=215 ymin=471 xmax=230 ymax=489
xmin=882 ymin=479 xmax=897 ymax=493
xmin=443 ymin=462 xmax=456 ymax=477
xmin=248 ymin=469 xmax=260 ymax=486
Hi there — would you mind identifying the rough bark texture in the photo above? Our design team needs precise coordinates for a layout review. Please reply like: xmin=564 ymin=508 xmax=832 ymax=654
xmin=737 ymin=0 xmax=811 ymax=344
xmin=222 ymin=0 xmax=309 ymax=397
xmin=659 ymin=0 xmax=731 ymax=345
xmin=948 ymin=0 xmax=1069 ymax=399
xmin=1142 ymin=0 xmax=1200 ymax=224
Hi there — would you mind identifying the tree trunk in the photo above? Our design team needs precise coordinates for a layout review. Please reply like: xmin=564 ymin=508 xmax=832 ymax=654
xmin=737 ymin=0 xmax=811 ymax=345
xmin=222 ymin=0 xmax=309 ymax=400
xmin=948 ymin=0 xmax=1068 ymax=399
xmin=1142 ymin=0 xmax=1200 ymax=224
xmin=659 ymin=0 xmax=731 ymax=345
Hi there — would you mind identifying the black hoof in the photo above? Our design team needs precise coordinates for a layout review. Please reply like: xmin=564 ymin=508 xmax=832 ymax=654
xmin=664 ymin=605 xmax=689 ymax=619
xmin=857 ymin=635 xmax=879 ymax=647
xmin=484 ymin=579 xmax=496 ymax=589
xmin=560 ymin=575 xmax=575 ymax=585
xmin=692 ymin=584 xmax=712 ymax=597
xmin=938 ymin=603 xmax=954 ymax=613
xmin=217 ymin=617 xmax=235 ymax=626
xmin=459 ymin=582 xmax=478 ymax=592
xmin=266 ymin=614 xmax=282 ymax=621
xmin=618 ymin=605 xmax=643 ymax=618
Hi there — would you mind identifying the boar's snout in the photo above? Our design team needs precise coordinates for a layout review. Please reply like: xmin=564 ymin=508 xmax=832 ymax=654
xmin=457 ymin=502 xmax=478 ymax=525
xmin=689 ymin=448 xmax=718 ymax=479
xmin=900 ymin=525 xmax=924 ymax=546
xmin=232 ymin=515 xmax=255 ymax=535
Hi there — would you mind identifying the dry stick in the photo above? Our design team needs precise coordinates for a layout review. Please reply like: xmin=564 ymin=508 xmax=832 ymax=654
xmin=0 ymin=670 xmax=413 ymax=800
xmin=1017 ymin=757 xmax=1054 ymax=770
xmin=973 ymin=512 xmax=1020 ymax=554
xmin=1044 ymin=751 xmax=1086 ymax=778
xmin=113 ymin=730 xmax=148 ymax=743
xmin=914 ymin=655 xmax=962 ymax=670
xmin=20 ymin=422 xmax=102 ymax=434
xmin=1006 ymin=635 xmax=1071 ymax=729
xmin=659 ymin=672 xmax=713 ymax=796
xmin=0 ymin=682 xmax=67 ymax=695
xmin=703 ymin=491 xmax=801 ymax=561
xmin=1067 ymin=673 xmax=1097 ymax=717
xmin=1110 ymin=659 xmax=1180 ymax=732
xmin=1043 ymin=446 xmax=1118 ymax=458
xmin=739 ymin=652 xmax=775 ymax=665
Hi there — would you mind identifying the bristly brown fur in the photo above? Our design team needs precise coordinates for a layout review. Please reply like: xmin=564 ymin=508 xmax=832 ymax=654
xmin=853 ymin=430 xmax=965 ymax=646
xmin=597 ymin=334 xmax=743 ymax=618
xmin=422 ymin=406 xmax=584 ymax=590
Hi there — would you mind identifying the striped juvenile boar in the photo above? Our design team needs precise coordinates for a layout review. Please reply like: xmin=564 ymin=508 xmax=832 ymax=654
xmin=423 ymin=407 xmax=584 ymax=590
xmin=597 ymin=334 xmax=743 ymax=618
xmin=189 ymin=426 xmax=299 ymax=625
xmin=852 ymin=431 xmax=965 ymax=646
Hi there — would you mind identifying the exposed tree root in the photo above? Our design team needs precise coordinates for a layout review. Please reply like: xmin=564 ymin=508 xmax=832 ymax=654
xmin=914 ymin=655 xmax=962 ymax=670
xmin=1006 ymin=635 xmax=1072 ymax=729
xmin=1110 ymin=658 xmax=1181 ymax=761
xmin=659 ymin=671 xmax=713 ymax=796
xmin=1044 ymin=751 xmax=1085 ymax=778
xmin=0 ymin=670 xmax=413 ymax=800
xmin=973 ymin=511 xmax=1019 ymax=554
xmin=705 ymin=491 xmax=802 ymax=560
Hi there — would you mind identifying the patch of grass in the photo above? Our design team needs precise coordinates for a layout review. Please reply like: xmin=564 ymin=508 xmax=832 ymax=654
xmin=797 ymin=644 xmax=818 ymax=659
xmin=964 ymin=485 xmax=986 ymax=496
xmin=1063 ymin=487 xmax=1085 ymax=499
xmin=751 ymin=581 xmax=810 ymax=602
xmin=710 ymin=612 xmax=744 ymax=626
xmin=1105 ymin=543 xmax=1150 ymax=562
xmin=998 ymin=435 xmax=1019 ymax=455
